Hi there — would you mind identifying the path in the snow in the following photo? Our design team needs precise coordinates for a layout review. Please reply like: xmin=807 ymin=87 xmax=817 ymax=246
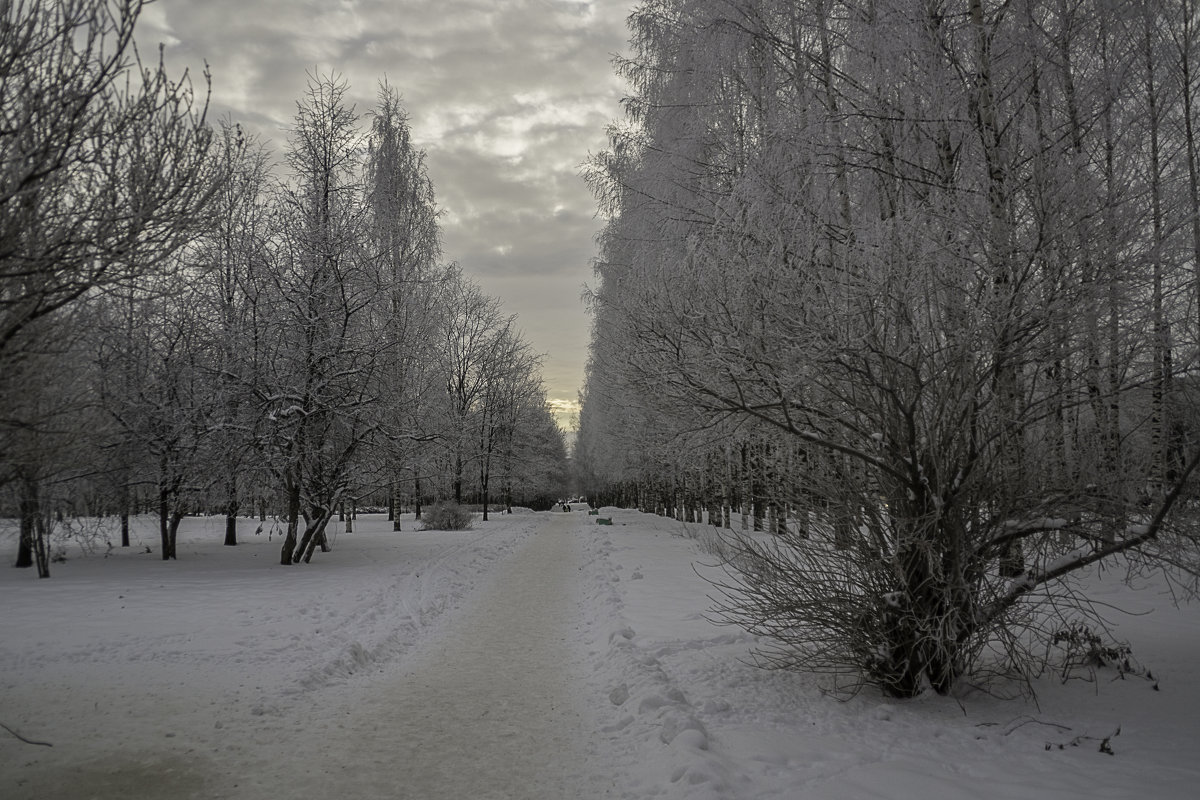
xmin=233 ymin=510 xmax=613 ymax=799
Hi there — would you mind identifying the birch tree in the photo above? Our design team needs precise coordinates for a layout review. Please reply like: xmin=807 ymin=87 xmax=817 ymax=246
xmin=258 ymin=72 xmax=384 ymax=565
xmin=363 ymin=83 xmax=444 ymax=526
xmin=580 ymin=0 xmax=1200 ymax=696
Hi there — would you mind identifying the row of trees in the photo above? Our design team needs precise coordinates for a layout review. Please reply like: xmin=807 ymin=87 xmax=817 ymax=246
xmin=1 ymin=1 xmax=568 ymax=576
xmin=578 ymin=0 xmax=1200 ymax=697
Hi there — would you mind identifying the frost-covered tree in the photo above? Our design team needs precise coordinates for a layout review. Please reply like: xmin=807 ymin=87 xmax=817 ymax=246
xmin=95 ymin=278 xmax=218 ymax=560
xmin=1 ymin=0 xmax=220 ymax=567
xmin=257 ymin=72 xmax=385 ymax=565
xmin=2 ymin=309 xmax=100 ymax=576
xmin=500 ymin=397 xmax=570 ymax=512
xmin=475 ymin=329 xmax=540 ymax=520
xmin=425 ymin=267 xmax=563 ymax=510
xmin=436 ymin=270 xmax=510 ymax=504
xmin=363 ymin=83 xmax=445 ymax=527
xmin=192 ymin=121 xmax=273 ymax=546
xmin=0 ymin=0 xmax=219 ymax=376
xmin=580 ymin=0 xmax=1200 ymax=697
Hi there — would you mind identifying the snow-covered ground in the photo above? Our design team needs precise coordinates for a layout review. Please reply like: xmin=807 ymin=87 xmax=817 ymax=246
xmin=1 ymin=507 xmax=1198 ymax=798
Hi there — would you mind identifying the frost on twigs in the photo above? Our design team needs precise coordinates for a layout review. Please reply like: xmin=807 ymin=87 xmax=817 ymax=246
xmin=420 ymin=502 xmax=474 ymax=531
xmin=1051 ymin=622 xmax=1156 ymax=687
xmin=702 ymin=468 xmax=1198 ymax=700
xmin=574 ymin=0 xmax=1200 ymax=706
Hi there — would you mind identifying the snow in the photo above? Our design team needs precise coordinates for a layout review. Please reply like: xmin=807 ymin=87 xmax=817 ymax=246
xmin=2 ymin=508 xmax=1199 ymax=798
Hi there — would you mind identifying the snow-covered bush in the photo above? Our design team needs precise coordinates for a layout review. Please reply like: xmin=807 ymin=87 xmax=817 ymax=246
xmin=420 ymin=502 xmax=474 ymax=531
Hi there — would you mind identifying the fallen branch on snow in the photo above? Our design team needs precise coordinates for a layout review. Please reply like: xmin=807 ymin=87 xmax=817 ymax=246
xmin=1045 ymin=725 xmax=1120 ymax=755
xmin=1 ymin=720 xmax=53 ymax=747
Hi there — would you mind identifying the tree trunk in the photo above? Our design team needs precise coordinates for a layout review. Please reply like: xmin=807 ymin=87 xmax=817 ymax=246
xmin=119 ymin=480 xmax=131 ymax=548
xmin=453 ymin=453 xmax=464 ymax=504
xmin=280 ymin=480 xmax=300 ymax=565
xmin=298 ymin=507 xmax=336 ymax=563
xmin=295 ymin=509 xmax=321 ymax=563
xmin=971 ymin=0 xmax=1025 ymax=574
xmin=481 ymin=455 xmax=490 ymax=522
xmin=721 ymin=451 xmax=733 ymax=530
xmin=159 ymin=486 xmax=172 ymax=561
xmin=33 ymin=511 xmax=51 ymax=579
xmin=223 ymin=478 xmax=238 ymax=547
xmin=14 ymin=476 xmax=36 ymax=568
xmin=165 ymin=511 xmax=184 ymax=561
xmin=1145 ymin=15 xmax=1169 ymax=495
xmin=414 ymin=473 xmax=423 ymax=520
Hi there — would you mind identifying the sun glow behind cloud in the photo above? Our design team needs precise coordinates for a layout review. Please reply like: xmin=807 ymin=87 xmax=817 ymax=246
xmin=548 ymin=397 xmax=581 ymax=431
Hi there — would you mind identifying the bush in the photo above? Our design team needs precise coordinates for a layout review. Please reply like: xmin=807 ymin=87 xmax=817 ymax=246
xmin=419 ymin=502 xmax=473 ymax=531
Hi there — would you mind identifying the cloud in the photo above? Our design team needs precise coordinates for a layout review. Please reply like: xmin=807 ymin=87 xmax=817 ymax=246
xmin=547 ymin=397 xmax=582 ymax=415
xmin=141 ymin=0 xmax=631 ymax=411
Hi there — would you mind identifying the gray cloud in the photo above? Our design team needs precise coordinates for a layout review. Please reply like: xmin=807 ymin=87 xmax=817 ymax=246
xmin=142 ymin=0 xmax=630 ymax=425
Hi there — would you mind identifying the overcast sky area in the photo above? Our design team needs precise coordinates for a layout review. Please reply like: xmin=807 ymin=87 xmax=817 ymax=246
xmin=138 ymin=0 xmax=634 ymax=431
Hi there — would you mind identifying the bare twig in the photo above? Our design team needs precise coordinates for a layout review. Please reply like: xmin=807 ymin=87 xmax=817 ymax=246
xmin=997 ymin=716 xmax=1073 ymax=736
xmin=1046 ymin=725 xmax=1120 ymax=755
xmin=0 ymin=721 xmax=53 ymax=747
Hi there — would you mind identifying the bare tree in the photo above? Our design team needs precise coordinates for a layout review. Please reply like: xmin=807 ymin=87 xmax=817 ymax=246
xmin=0 ymin=0 xmax=219 ymax=371
xmin=95 ymin=276 xmax=219 ymax=560
xmin=2 ymin=1 xmax=220 ymax=570
xmin=436 ymin=270 xmax=511 ymax=505
xmin=2 ymin=309 xmax=100 ymax=576
xmin=254 ymin=72 xmax=388 ymax=565
xmin=193 ymin=121 xmax=273 ymax=546
xmin=475 ymin=327 xmax=541 ymax=520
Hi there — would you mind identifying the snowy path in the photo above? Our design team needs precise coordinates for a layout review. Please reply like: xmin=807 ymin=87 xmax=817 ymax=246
xmin=226 ymin=510 xmax=611 ymax=799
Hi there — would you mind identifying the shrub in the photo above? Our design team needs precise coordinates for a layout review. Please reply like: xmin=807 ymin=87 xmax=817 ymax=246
xmin=419 ymin=502 xmax=473 ymax=531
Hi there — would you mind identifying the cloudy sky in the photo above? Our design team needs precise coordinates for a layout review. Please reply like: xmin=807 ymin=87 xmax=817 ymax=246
xmin=138 ymin=0 xmax=633 ymax=430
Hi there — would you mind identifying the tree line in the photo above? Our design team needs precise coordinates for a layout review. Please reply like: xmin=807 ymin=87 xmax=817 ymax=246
xmin=578 ymin=0 xmax=1200 ymax=697
xmin=1 ymin=0 xmax=569 ymax=577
